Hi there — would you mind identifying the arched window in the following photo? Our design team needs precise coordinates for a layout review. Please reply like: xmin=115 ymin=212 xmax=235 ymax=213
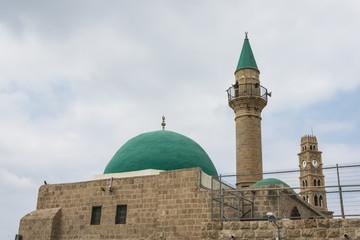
xmin=303 ymin=181 xmax=305 ymax=187
xmin=314 ymin=195 xmax=318 ymax=206
xmin=313 ymin=145 xmax=316 ymax=150
xmin=314 ymin=179 xmax=316 ymax=186
xmin=319 ymin=195 xmax=323 ymax=207
xmin=318 ymin=179 xmax=321 ymax=186
xmin=290 ymin=207 xmax=301 ymax=220
xmin=310 ymin=145 xmax=312 ymax=150
xmin=305 ymin=180 xmax=308 ymax=186
xmin=306 ymin=196 xmax=309 ymax=203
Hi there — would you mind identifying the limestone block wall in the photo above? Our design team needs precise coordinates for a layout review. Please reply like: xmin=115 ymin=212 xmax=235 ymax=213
xmin=201 ymin=218 xmax=360 ymax=240
xmin=249 ymin=185 xmax=323 ymax=219
xmin=18 ymin=208 xmax=61 ymax=240
xmin=19 ymin=168 xmax=214 ymax=240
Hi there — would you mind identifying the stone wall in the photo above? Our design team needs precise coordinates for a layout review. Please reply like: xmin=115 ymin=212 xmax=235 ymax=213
xmin=18 ymin=168 xmax=214 ymax=240
xmin=201 ymin=218 xmax=360 ymax=240
xmin=19 ymin=208 xmax=61 ymax=240
xmin=249 ymin=185 xmax=323 ymax=219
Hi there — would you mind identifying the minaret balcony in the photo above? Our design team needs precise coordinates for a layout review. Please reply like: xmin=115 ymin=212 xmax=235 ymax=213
xmin=226 ymin=83 xmax=268 ymax=102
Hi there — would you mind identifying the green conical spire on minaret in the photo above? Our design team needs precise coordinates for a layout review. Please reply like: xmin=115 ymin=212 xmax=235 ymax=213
xmin=236 ymin=32 xmax=258 ymax=72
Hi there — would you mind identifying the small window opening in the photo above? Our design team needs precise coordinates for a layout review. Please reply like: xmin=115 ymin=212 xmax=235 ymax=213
xmin=302 ymin=181 xmax=305 ymax=187
xmin=310 ymin=145 xmax=312 ymax=150
xmin=290 ymin=207 xmax=301 ymax=220
xmin=314 ymin=195 xmax=318 ymax=206
xmin=318 ymin=179 xmax=321 ymax=186
xmin=306 ymin=196 xmax=309 ymax=203
xmin=91 ymin=206 xmax=102 ymax=225
xmin=319 ymin=195 xmax=323 ymax=207
xmin=305 ymin=180 xmax=308 ymax=186
xmin=314 ymin=179 xmax=317 ymax=186
xmin=115 ymin=205 xmax=127 ymax=224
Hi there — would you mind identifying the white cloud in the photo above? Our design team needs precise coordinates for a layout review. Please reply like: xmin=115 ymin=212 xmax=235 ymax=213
xmin=0 ymin=168 xmax=36 ymax=189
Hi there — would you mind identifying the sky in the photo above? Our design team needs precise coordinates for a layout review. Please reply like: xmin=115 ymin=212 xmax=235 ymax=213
xmin=1 ymin=0 xmax=360 ymax=238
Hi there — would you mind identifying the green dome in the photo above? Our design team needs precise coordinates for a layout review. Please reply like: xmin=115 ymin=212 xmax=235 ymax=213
xmin=104 ymin=130 xmax=218 ymax=176
xmin=252 ymin=178 xmax=290 ymax=187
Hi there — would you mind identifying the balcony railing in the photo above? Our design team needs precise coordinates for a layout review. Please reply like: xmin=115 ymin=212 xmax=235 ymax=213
xmin=227 ymin=83 xmax=268 ymax=102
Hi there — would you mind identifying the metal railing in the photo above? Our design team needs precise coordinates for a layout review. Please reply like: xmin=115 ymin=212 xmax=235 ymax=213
xmin=226 ymin=83 xmax=268 ymax=102
xmin=210 ymin=164 xmax=360 ymax=221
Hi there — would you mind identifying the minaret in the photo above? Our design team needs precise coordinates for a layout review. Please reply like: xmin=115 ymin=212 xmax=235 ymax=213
xmin=227 ymin=33 xmax=269 ymax=188
xmin=298 ymin=135 xmax=331 ymax=215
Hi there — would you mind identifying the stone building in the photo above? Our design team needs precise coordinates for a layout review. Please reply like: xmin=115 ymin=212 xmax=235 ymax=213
xmin=17 ymin=34 xmax=356 ymax=239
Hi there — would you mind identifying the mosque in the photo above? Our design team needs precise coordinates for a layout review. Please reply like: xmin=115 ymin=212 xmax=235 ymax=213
xmin=17 ymin=34 xmax=334 ymax=239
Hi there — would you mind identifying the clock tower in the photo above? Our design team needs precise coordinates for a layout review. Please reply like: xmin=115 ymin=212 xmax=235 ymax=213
xmin=298 ymin=135 xmax=330 ymax=214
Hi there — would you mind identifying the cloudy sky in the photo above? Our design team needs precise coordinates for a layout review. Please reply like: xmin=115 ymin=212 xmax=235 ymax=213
xmin=1 ymin=0 xmax=360 ymax=238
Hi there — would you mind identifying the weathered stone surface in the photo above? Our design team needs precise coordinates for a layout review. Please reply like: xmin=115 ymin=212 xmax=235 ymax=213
xmin=304 ymin=219 xmax=317 ymax=228
xmin=302 ymin=229 xmax=315 ymax=237
xmin=295 ymin=219 xmax=305 ymax=229
xmin=330 ymin=219 xmax=342 ymax=228
xmin=327 ymin=228 xmax=340 ymax=238
xmin=318 ymin=219 xmax=330 ymax=228
xmin=314 ymin=229 xmax=327 ymax=238
xmin=343 ymin=218 xmax=360 ymax=228
xmin=255 ymin=229 xmax=274 ymax=238
xmin=287 ymin=229 xmax=301 ymax=238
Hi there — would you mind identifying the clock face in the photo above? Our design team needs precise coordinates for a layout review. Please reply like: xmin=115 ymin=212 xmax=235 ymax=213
xmin=312 ymin=159 xmax=318 ymax=167
xmin=302 ymin=160 xmax=307 ymax=168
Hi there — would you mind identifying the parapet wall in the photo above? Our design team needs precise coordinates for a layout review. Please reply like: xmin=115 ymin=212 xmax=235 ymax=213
xmin=201 ymin=218 xmax=360 ymax=240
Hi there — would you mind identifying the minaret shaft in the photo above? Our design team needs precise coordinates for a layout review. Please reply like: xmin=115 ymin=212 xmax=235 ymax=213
xmin=229 ymin=68 xmax=267 ymax=188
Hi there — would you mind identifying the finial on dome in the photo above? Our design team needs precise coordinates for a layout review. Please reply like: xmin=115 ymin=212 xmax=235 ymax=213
xmin=161 ymin=116 xmax=166 ymax=130
xmin=245 ymin=32 xmax=248 ymax=40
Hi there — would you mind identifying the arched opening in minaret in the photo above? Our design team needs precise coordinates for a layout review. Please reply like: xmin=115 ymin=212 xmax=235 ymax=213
xmin=314 ymin=179 xmax=316 ymax=186
xmin=302 ymin=180 xmax=305 ymax=187
xmin=310 ymin=145 xmax=312 ymax=150
xmin=290 ymin=207 xmax=301 ymax=220
xmin=305 ymin=180 xmax=308 ymax=186
xmin=314 ymin=195 xmax=318 ymax=206
xmin=318 ymin=179 xmax=321 ymax=186
xmin=319 ymin=195 xmax=323 ymax=207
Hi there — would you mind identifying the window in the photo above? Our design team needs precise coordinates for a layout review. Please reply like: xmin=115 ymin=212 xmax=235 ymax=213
xmin=91 ymin=206 xmax=102 ymax=225
xmin=115 ymin=205 xmax=127 ymax=224
xmin=318 ymin=179 xmax=321 ymax=186
xmin=290 ymin=207 xmax=301 ymax=220
xmin=314 ymin=179 xmax=316 ymax=186
xmin=319 ymin=195 xmax=323 ymax=207
xmin=314 ymin=195 xmax=318 ymax=206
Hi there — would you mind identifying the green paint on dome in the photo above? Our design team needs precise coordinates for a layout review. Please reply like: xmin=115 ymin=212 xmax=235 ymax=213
xmin=236 ymin=37 xmax=258 ymax=72
xmin=252 ymin=178 xmax=290 ymax=187
xmin=104 ymin=130 xmax=218 ymax=176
